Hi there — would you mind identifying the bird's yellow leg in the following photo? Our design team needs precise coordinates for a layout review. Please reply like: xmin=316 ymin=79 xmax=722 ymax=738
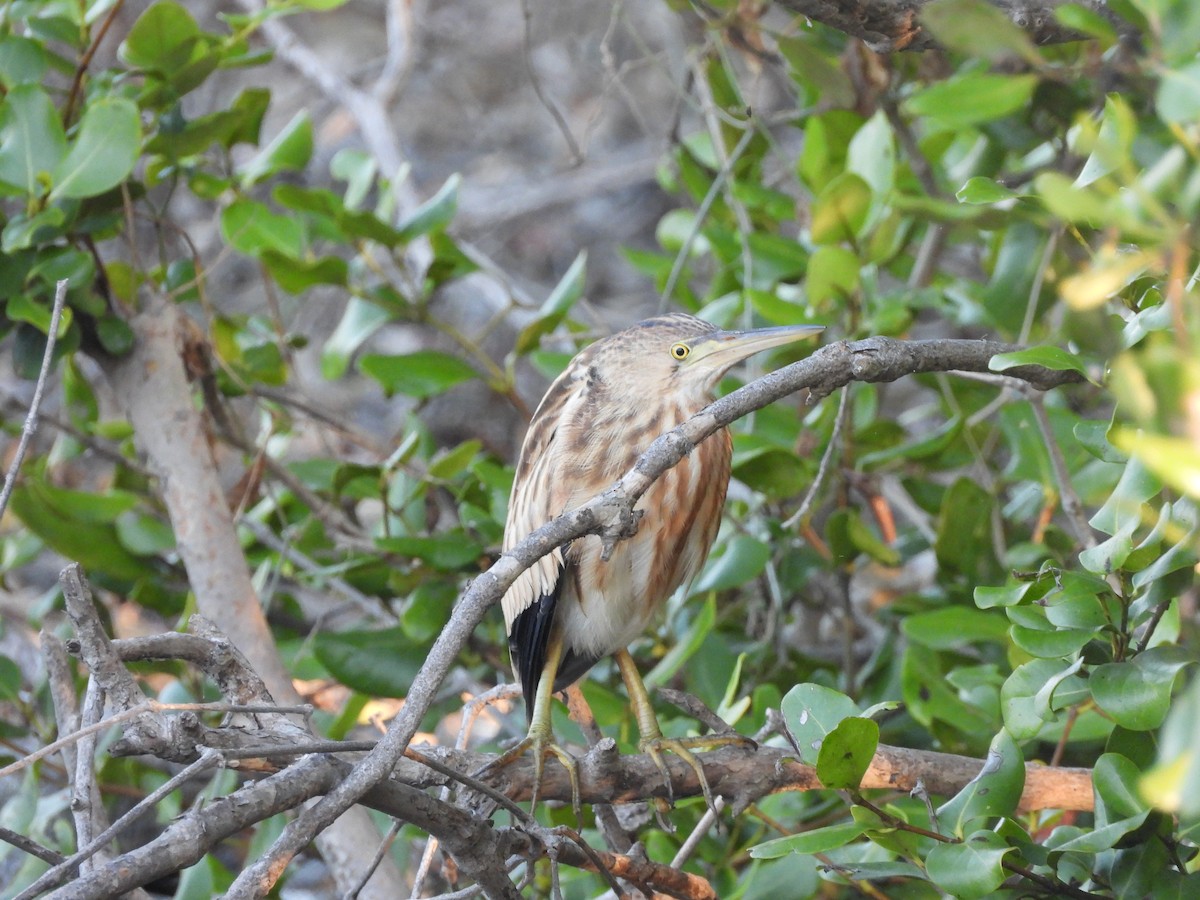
xmin=485 ymin=631 xmax=581 ymax=820
xmin=614 ymin=649 xmax=746 ymax=813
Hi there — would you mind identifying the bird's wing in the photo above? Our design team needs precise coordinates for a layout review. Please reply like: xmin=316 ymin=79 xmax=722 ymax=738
xmin=501 ymin=360 xmax=593 ymax=708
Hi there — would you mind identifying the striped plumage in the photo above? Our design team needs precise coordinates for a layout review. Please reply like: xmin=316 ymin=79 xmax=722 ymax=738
xmin=503 ymin=315 xmax=732 ymax=710
xmin=495 ymin=312 xmax=823 ymax=809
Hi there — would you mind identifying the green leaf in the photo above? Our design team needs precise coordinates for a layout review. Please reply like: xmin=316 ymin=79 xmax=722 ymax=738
xmin=925 ymin=831 xmax=1014 ymax=899
xmin=1076 ymin=94 xmax=1137 ymax=188
xmin=0 ymin=657 xmax=24 ymax=702
xmin=261 ymin=251 xmax=348 ymax=294
xmin=1143 ymin=675 xmax=1200 ymax=822
xmin=780 ymin=683 xmax=861 ymax=766
xmin=921 ymin=0 xmax=1039 ymax=62
xmin=121 ymin=1 xmax=198 ymax=68
xmin=902 ymin=643 xmax=997 ymax=736
xmin=239 ymin=111 xmax=313 ymax=187
xmin=1094 ymin=753 xmax=1149 ymax=824
xmin=1089 ymin=455 xmax=1161 ymax=535
xmin=115 ymin=510 xmax=176 ymax=555
xmin=320 ymin=298 xmax=392 ymax=380
xmin=359 ymin=350 xmax=478 ymax=399
xmin=805 ymin=245 xmax=859 ymax=307
xmin=1010 ymin=623 xmax=1093 ymax=658
xmin=816 ymin=716 xmax=878 ymax=789
xmin=990 ymin=346 xmax=1088 ymax=377
xmin=956 ymin=176 xmax=1019 ymax=204
xmin=1112 ymin=429 xmax=1200 ymax=501
xmin=974 ymin=581 xmax=1033 ymax=609
xmin=396 ymin=173 xmax=460 ymax=240
xmin=809 ymin=173 xmax=871 ymax=244
xmin=691 ymin=534 xmax=771 ymax=594
xmin=427 ymin=440 xmax=482 ymax=481
xmin=744 ymin=232 xmax=809 ymax=288
xmin=220 ymin=199 xmax=304 ymax=258
xmin=514 ymin=250 xmax=587 ymax=354
xmin=376 ymin=531 xmax=483 ymax=571
xmin=400 ymin=580 xmax=456 ymax=642
xmin=906 ymin=73 xmax=1038 ymax=128
xmin=0 ymin=84 xmax=66 ymax=195
xmin=749 ymin=820 xmax=870 ymax=859
xmin=1055 ymin=3 xmax=1119 ymax=44
xmin=0 ymin=35 xmax=49 ymax=88
xmin=50 ymin=97 xmax=141 ymax=200
xmin=1074 ymin=419 xmax=1125 ymax=463
xmin=7 ymin=480 xmax=149 ymax=582
xmin=1002 ymin=659 xmax=1074 ymax=739
xmin=644 ymin=595 xmax=716 ymax=688
xmin=1090 ymin=647 xmax=1193 ymax=731
xmin=1157 ymin=61 xmax=1200 ymax=125
xmin=314 ymin=626 xmax=426 ymax=697
xmin=331 ymin=147 xmax=377 ymax=209
xmin=902 ymin=606 xmax=1009 ymax=650
xmin=6 ymin=293 xmax=74 ymax=336
xmin=936 ymin=729 xmax=1024 ymax=836
xmin=846 ymin=110 xmax=895 ymax=202
xmin=935 ymin=477 xmax=998 ymax=579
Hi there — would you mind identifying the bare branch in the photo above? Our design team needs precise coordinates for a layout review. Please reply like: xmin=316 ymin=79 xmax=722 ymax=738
xmin=0 ymin=278 xmax=68 ymax=520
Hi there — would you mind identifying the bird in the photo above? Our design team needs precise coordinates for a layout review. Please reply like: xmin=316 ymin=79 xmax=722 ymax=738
xmin=495 ymin=312 xmax=823 ymax=811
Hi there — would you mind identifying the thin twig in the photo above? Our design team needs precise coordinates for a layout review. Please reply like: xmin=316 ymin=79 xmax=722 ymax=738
xmin=238 ymin=518 xmax=395 ymax=623
xmin=13 ymin=749 xmax=224 ymax=900
xmin=346 ymin=819 xmax=403 ymax=900
xmin=1019 ymin=227 xmax=1061 ymax=345
xmin=659 ymin=125 xmax=758 ymax=312
xmin=0 ymin=701 xmax=311 ymax=782
xmin=372 ymin=0 xmax=417 ymax=104
xmin=0 ymin=279 xmax=68 ymax=520
xmin=0 ymin=826 xmax=65 ymax=866
xmin=1029 ymin=395 xmax=1097 ymax=549
xmin=784 ymin=386 xmax=849 ymax=529
xmin=72 ymin=678 xmax=109 ymax=872
xmin=405 ymin=747 xmax=533 ymax=824
xmin=520 ymin=0 xmax=583 ymax=163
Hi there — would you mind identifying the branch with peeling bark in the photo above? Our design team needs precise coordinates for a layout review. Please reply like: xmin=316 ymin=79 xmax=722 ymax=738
xmin=774 ymin=0 xmax=1131 ymax=53
xmin=21 ymin=339 xmax=1091 ymax=899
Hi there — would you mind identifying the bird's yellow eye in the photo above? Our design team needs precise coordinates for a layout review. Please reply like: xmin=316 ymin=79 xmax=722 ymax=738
xmin=670 ymin=342 xmax=690 ymax=360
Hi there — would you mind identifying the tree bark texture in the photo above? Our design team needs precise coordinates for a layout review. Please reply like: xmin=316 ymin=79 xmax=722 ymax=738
xmin=775 ymin=0 xmax=1126 ymax=52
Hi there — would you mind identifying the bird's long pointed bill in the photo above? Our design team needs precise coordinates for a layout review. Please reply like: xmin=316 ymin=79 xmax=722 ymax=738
xmin=700 ymin=322 xmax=825 ymax=370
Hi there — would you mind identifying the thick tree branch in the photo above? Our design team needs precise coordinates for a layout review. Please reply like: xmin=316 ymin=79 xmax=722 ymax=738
xmin=774 ymin=0 xmax=1129 ymax=53
xmin=215 ymin=336 xmax=1083 ymax=897
xmin=97 ymin=289 xmax=409 ymax=897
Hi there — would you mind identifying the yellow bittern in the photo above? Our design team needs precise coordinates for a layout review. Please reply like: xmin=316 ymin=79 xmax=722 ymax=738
xmin=498 ymin=313 xmax=823 ymax=808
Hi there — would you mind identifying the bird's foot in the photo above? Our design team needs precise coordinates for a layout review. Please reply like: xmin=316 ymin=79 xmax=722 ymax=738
xmin=639 ymin=732 xmax=753 ymax=815
xmin=478 ymin=731 xmax=583 ymax=824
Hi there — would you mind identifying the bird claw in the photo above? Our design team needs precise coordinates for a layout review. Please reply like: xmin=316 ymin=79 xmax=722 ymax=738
xmin=639 ymin=732 xmax=752 ymax=815
xmin=478 ymin=733 xmax=583 ymax=826
xmin=640 ymin=735 xmax=716 ymax=814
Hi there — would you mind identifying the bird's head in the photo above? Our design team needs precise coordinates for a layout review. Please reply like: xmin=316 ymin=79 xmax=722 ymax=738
xmin=591 ymin=313 xmax=824 ymax=399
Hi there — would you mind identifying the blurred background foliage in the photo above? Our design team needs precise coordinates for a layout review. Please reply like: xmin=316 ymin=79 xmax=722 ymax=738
xmin=0 ymin=0 xmax=1198 ymax=896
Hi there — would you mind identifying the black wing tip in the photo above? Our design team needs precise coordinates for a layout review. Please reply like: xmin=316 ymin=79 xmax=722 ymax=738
xmin=509 ymin=591 xmax=558 ymax=723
